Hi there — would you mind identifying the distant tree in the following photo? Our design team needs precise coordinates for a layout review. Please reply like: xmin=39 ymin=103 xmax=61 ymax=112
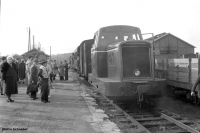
xmin=12 ymin=54 xmax=23 ymax=59
xmin=51 ymin=53 xmax=72 ymax=63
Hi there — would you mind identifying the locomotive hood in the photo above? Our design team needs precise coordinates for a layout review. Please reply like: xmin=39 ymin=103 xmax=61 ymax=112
xmin=107 ymin=40 xmax=155 ymax=81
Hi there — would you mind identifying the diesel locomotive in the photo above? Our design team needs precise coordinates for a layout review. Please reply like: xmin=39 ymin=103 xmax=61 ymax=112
xmin=73 ymin=25 xmax=166 ymax=102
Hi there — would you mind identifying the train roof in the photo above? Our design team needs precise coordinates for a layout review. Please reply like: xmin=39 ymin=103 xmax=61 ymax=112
xmin=98 ymin=25 xmax=141 ymax=33
xmin=79 ymin=39 xmax=94 ymax=46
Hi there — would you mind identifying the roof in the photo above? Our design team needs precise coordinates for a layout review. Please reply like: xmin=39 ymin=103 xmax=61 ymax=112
xmin=21 ymin=48 xmax=49 ymax=57
xmin=99 ymin=25 xmax=141 ymax=33
xmin=145 ymin=32 xmax=195 ymax=48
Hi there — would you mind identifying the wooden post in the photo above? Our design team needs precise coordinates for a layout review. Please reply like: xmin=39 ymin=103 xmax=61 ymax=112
xmin=166 ymin=59 xmax=169 ymax=83
xmin=198 ymin=55 xmax=200 ymax=98
xmin=189 ymin=58 xmax=192 ymax=90
xmin=162 ymin=59 xmax=164 ymax=78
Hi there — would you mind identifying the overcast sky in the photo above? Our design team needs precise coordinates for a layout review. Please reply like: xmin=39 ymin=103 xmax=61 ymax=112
xmin=0 ymin=0 xmax=200 ymax=56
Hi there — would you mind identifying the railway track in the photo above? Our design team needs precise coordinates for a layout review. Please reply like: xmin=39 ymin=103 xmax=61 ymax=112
xmin=88 ymin=91 xmax=200 ymax=133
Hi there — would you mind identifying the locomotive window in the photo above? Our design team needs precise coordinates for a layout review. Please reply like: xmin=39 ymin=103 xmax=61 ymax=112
xmin=94 ymin=34 xmax=98 ymax=47
xmin=137 ymin=34 xmax=141 ymax=40
xmin=132 ymin=34 xmax=136 ymax=40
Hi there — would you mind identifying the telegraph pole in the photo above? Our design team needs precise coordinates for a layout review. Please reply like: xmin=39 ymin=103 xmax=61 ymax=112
xmin=28 ymin=27 xmax=31 ymax=51
xmin=32 ymin=35 xmax=35 ymax=49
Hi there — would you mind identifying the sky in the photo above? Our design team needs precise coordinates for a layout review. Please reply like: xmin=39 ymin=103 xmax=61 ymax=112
xmin=0 ymin=0 xmax=200 ymax=56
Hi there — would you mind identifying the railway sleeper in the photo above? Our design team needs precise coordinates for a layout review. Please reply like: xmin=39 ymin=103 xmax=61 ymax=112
xmin=142 ymin=122 xmax=176 ymax=128
xmin=113 ymin=113 xmax=126 ymax=117
xmin=118 ymin=120 xmax=132 ymax=124
xmin=131 ymin=114 xmax=161 ymax=118
xmin=171 ymin=116 xmax=183 ymax=120
xmin=181 ymin=121 xmax=194 ymax=125
xmin=136 ymin=117 xmax=165 ymax=122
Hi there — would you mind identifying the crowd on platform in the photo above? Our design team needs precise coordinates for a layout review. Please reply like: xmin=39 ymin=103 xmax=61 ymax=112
xmin=0 ymin=56 xmax=69 ymax=103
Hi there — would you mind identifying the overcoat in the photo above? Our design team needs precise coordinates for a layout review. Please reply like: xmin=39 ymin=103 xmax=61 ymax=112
xmin=58 ymin=64 xmax=65 ymax=76
xmin=64 ymin=63 xmax=68 ymax=80
xmin=1 ymin=62 xmax=18 ymax=95
xmin=29 ymin=64 xmax=38 ymax=84
xmin=18 ymin=61 xmax=26 ymax=80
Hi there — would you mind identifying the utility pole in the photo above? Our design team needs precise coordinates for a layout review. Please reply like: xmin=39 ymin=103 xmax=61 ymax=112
xmin=32 ymin=35 xmax=35 ymax=49
xmin=28 ymin=27 xmax=31 ymax=51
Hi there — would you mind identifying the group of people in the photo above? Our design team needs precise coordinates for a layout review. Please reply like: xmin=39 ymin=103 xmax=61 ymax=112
xmin=50 ymin=60 xmax=69 ymax=81
xmin=0 ymin=55 xmax=69 ymax=103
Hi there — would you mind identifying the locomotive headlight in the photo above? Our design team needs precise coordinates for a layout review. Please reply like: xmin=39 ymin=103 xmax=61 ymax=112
xmin=134 ymin=69 xmax=140 ymax=76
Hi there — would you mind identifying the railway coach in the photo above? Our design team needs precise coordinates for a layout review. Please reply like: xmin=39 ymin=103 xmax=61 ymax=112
xmin=73 ymin=25 xmax=166 ymax=102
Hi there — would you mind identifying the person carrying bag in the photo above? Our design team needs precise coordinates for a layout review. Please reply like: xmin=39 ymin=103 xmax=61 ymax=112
xmin=28 ymin=58 xmax=39 ymax=100
xmin=27 ymin=83 xmax=38 ymax=93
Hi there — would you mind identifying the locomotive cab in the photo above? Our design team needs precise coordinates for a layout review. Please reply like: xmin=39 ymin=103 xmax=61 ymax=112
xmin=91 ymin=25 xmax=142 ymax=78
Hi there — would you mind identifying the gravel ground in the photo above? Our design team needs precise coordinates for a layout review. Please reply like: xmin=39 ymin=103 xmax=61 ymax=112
xmin=0 ymin=72 xmax=103 ymax=133
xmin=153 ymin=95 xmax=200 ymax=130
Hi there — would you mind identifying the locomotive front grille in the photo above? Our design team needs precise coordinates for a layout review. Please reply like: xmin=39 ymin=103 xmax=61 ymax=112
xmin=122 ymin=46 xmax=151 ymax=78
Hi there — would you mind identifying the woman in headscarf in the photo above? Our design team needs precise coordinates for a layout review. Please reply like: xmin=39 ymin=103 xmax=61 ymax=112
xmin=1 ymin=56 xmax=18 ymax=102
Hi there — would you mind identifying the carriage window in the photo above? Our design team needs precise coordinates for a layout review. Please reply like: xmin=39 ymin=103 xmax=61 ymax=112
xmin=124 ymin=36 xmax=128 ymax=41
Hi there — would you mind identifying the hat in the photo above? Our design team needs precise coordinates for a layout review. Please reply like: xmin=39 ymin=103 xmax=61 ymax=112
xmin=39 ymin=59 xmax=47 ymax=64
xmin=33 ymin=58 xmax=39 ymax=63
xmin=2 ymin=56 xmax=6 ymax=60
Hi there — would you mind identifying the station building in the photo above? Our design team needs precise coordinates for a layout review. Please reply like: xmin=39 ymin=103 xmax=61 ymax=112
xmin=145 ymin=33 xmax=196 ymax=59
xmin=21 ymin=48 xmax=49 ymax=61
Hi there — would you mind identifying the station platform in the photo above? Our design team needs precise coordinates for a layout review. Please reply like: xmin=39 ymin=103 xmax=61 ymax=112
xmin=0 ymin=71 xmax=121 ymax=133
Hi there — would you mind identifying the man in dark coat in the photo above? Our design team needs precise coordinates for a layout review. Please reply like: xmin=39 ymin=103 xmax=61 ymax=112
xmin=38 ymin=59 xmax=50 ymax=103
xmin=1 ymin=56 xmax=18 ymax=102
xmin=64 ymin=60 xmax=68 ymax=80
xmin=18 ymin=59 xmax=26 ymax=84
xmin=29 ymin=58 xmax=39 ymax=100
xmin=14 ymin=58 xmax=20 ymax=82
